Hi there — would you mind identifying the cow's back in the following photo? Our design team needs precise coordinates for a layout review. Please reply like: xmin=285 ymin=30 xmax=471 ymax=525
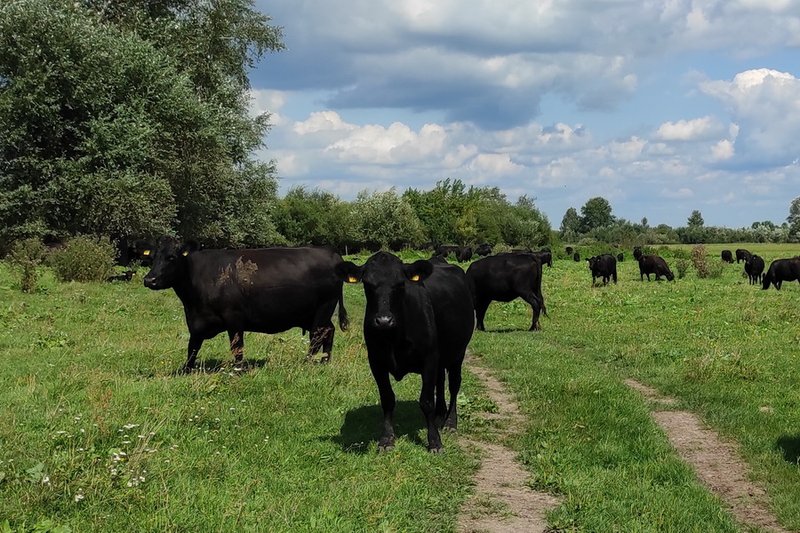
xmin=425 ymin=263 xmax=474 ymax=357
xmin=467 ymin=253 xmax=541 ymax=300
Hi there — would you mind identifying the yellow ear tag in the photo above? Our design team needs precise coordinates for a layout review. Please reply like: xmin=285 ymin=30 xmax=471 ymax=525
xmin=182 ymin=250 xmax=189 ymax=257
xmin=410 ymin=274 xmax=420 ymax=282
xmin=142 ymin=250 xmax=150 ymax=256
xmin=347 ymin=275 xmax=358 ymax=283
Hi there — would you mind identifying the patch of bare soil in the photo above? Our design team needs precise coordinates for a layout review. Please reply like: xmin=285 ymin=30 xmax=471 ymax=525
xmin=626 ymin=378 xmax=789 ymax=533
xmin=458 ymin=354 xmax=559 ymax=533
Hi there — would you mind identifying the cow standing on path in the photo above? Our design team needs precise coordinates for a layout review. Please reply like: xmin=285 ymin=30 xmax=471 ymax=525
xmin=467 ymin=253 xmax=545 ymax=332
xmin=338 ymin=252 xmax=474 ymax=453
xmin=142 ymin=237 xmax=348 ymax=370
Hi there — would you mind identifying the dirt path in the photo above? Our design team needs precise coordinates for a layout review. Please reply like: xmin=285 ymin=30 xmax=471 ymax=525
xmin=458 ymin=354 xmax=559 ymax=533
xmin=625 ymin=379 xmax=789 ymax=533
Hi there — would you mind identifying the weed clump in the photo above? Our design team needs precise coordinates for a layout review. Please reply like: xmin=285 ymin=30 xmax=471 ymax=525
xmin=691 ymin=245 xmax=724 ymax=279
xmin=49 ymin=236 xmax=116 ymax=282
xmin=6 ymin=238 xmax=46 ymax=292
xmin=675 ymin=258 xmax=690 ymax=279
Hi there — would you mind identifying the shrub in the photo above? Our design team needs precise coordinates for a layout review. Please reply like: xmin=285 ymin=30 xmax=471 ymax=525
xmin=7 ymin=238 xmax=46 ymax=292
xmin=675 ymin=258 xmax=690 ymax=279
xmin=691 ymin=245 xmax=711 ymax=278
xmin=707 ymin=260 xmax=725 ymax=279
xmin=49 ymin=236 xmax=116 ymax=282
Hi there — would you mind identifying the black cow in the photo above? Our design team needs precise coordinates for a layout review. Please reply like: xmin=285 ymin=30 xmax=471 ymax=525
xmin=721 ymin=250 xmax=734 ymax=263
xmin=735 ymin=248 xmax=751 ymax=263
xmin=565 ymin=246 xmax=574 ymax=256
xmin=616 ymin=252 xmax=624 ymax=262
xmin=338 ymin=252 xmax=474 ymax=452
xmin=573 ymin=252 xmax=581 ymax=262
xmin=107 ymin=270 xmax=134 ymax=282
xmin=457 ymin=246 xmax=473 ymax=262
xmin=115 ymin=237 xmax=155 ymax=267
xmin=467 ymin=253 xmax=545 ymax=332
xmin=762 ymin=258 xmax=800 ymax=290
xmin=633 ymin=246 xmax=643 ymax=261
xmin=637 ymin=255 xmax=674 ymax=281
xmin=744 ymin=254 xmax=765 ymax=285
xmin=588 ymin=255 xmax=617 ymax=285
xmin=433 ymin=245 xmax=461 ymax=260
xmin=142 ymin=237 xmax=348 ymax=370
xmin=530 ymin=250 xmax=552 ymax=267
xmin=475 ymin=243 xmax=493 ymax=256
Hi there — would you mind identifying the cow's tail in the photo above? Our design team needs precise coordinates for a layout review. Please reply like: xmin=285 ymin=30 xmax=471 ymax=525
xmin=338 ymin=286 xmax=350 ymax=331
xmin=533 ymin=262 xmax=548 ymax=317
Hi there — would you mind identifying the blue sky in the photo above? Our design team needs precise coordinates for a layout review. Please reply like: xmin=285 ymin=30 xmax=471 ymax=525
xmin=249 ymin=0 xmax=800 ymax=228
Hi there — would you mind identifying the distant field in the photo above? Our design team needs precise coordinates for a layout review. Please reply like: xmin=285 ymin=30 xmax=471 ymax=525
xmin=2 ymin=244 xmax=800 ymax=531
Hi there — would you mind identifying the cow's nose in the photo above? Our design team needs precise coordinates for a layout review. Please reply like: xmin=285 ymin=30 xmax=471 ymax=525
xmin=143 ymin=277 xmax=156 ymax=288
xmin=373 ymin=315 xmax=396 ymax=329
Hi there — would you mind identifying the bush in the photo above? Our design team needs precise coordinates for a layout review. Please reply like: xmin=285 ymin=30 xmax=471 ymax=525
xmin=691 ymin=245 xmax=715 ymax=279
xmin=6 ymin=238 xmax=46 ymax=292
xmin=707 ymin=260 xmax=725 ymax=279
xmin=49 ymin=236 xmax=116 ymax=282
xmin=675 ymin=258 xmax=690 ymax=279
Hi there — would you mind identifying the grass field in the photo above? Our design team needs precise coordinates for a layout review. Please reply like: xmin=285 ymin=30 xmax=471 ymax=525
xmin=1 ymin=243 xmax=800 ymax=531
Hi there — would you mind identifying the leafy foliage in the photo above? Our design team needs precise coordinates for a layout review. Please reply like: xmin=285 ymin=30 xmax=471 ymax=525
xmin=48 ymin=236 xmax=116 ymax=282
xmin=6 ymin=238 xmax=46 ymax=292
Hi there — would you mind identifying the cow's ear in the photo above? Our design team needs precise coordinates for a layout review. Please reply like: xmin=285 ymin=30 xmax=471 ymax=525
xmin=180 ymin=241 xmax=200 ymax=257
xmin=404 ymin=259 xmax=433 ymax=283
xmin=336 ymin=261 xmax=363 ymax=284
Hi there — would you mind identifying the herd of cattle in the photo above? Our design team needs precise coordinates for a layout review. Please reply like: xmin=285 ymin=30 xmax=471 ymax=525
xmin=131 ymin=238 xmax=800 ymax=452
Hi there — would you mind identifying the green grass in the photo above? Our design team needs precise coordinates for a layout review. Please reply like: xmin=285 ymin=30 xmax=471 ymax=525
xmin=2 ymin=243 xmax=800 ymax=531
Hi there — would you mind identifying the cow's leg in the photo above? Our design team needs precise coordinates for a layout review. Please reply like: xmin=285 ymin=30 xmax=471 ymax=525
xmin=435 ymin=367 xmax=447 ymax=427
xmin=309 ymin=300 xmax=338 ymax=363
xmin=444 ymin=362 xmax=463 ymax=430
xmin=521 ymin=292 xmax=542 ymax=331
xmin=185 ymin=335 xmax=203 ymax=371
xmin=369 ymin=362 xmax=396 ymax=451
xmin=228 ymin=330 xmax=244 ymax=364
xmin=777 ymin=280 xmax=782 ymax=290
xmin=475 ymin=298 xmax=490 ymax=331
xmin=420 ymin=362 xmax=442 ymax=452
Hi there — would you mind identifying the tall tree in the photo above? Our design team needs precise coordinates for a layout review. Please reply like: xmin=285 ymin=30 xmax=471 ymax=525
xmin=687 ymin=210 xmax=705 ymax=227
xmin=579 ymin=197 xmax=614 ymax=232
xmin=559 ymin=207 xmax=581 ymax=239
xmin=788 ymin=197 xmax=800 ymax=239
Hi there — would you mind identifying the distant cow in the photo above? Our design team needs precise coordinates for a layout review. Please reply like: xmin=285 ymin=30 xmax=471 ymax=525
xmin=434 ymin=245 xmax=461 ymax=259
xmin=721 ymin=250 xmax=734 ymax=263
xmin=744 ymin=254 xmax=765 ymax=285
xmin=115 ymin=237 xmax=155 ymax=267
xmin=456 ymin=246 xmax=473 ymax=262
xmin=565 ymin=246 xmax=574 ymax=256
xmin=467 ymin=253 xmax=545 ymax=332
xmin=762 ymin=258 xmax=800 ymax=290
xmin=530 ymin=250 xmax=553 ymax=267
xmin=617 ymin=252 xmax=624 ymax=262
xmin=107 ymin=270 xmax=134 ymax=282
xmin=638 ymin=255 xmax=674 ymax=281
xmin=633 ymin=246 xmax=643 ymax=261
xmin=142 ymin=237 xmax=348 ymax=370
xmin=573 ymin=252 xmax=580 ymax=262
xmin=735 ymin=248 xmax=751 ymax=263
xmin=475 ymin=243 xmax=493 ymax=256
xmin=588 ymin=255 xmax=617 ymax=285
xmin=338 ymin=252 xmax=474 ymax=452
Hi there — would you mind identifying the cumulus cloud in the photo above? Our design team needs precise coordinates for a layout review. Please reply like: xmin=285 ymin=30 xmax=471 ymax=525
xmin=654 ymin=116 xmax=723 ymax=141
xmin=661 ymin=187 xmax=694 ymax=199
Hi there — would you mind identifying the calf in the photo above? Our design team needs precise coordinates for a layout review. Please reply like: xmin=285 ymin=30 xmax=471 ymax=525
xmin=638 ymin=255 xmax=674 ymax=281
xmin=744 ymin=254 xmax=765 ymax=285
xmin=107 ymin=270 xmax=134 ymax=282
xmin=617 ymin=252 xmax=624 ymax=262
xmin=588 ymin=255 xmax=617 ymax=285
xmin=762 ymin=258 xmax=800 ymax=290
xmin=142 ymin=237 xmax=348 ymax=370
xmin=467 ymin=253 xmax=545 ymax=331
xmin=475 ymin=243 xmax=493 ymax=256
xmin=573 ymin=252 xmax=581 ymax=262
xmin=338 ymin=252 xmax=474 ymax=452
xmin=721 ymin=250 xmax=734 ymax=263
xmin=735 ymin=248 xmax=751 ymax=263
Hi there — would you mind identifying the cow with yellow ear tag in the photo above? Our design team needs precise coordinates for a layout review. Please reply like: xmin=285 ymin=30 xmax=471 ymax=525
xmin=336 ymin=251 xmax=474 ymax=453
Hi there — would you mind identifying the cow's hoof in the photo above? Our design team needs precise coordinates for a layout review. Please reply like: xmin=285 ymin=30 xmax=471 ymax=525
xmin=428 ymin=446 xmax=443 ymax=454
xmin=377 ymin=443 xmax=395 ymax=453
xmin=443 ymin=420 xmax=457 ymax=432
xmin=319 ymin=354 xmax=331 ymax=364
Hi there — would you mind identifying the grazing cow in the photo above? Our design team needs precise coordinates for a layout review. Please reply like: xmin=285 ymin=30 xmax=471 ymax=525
xmin=633 ymin=246 xmax=643 ymax=261
xmin=530 ymin=250 xmax=553 ymax=267
xmin=456 ymin=246 xmax=473 ymax=262
xmin=637 ymin=255 xmax=674 ymax=281
xmin=467 ymin=253 xmax=545 ymax=332
xmin=338 ymin=252 xmax=474 ymax=452
xmin=617 ymin=252 xmax=624 ymax=262
xmin=744 ymin=254 xmax=765 ymax=285
xmin=587 ymin=255 xmax=617 ymax=285
xmin=107 ymin=270 xmax=134 ymax=282
xmin=142 ymin=237 xmax=348 ymax=370
xmin=573 ymin=252 xmax=580 ymax=262
xmin=721 ymin=250 xmax=734 ymax=263
xmin=565 ymin=246 xmax=574 ymax=256
xmin=762 ymin=258 xmax=800 ymax=290
xmin=475 ymin=243 xmax=493 ymax=257
xmin=735 ymin=248 xmax=752 ymax=263
xmin=433 ymin=245 xmax=461 ymax=260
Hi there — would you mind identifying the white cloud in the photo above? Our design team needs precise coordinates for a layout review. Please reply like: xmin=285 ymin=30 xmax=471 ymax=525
xmin=654 ymin=116 xmax=722 ymax=141
xmin=711 ymin=139 xmax=735 ymax=161
xmin=661 ymin=187 xmax=694 ymax=199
